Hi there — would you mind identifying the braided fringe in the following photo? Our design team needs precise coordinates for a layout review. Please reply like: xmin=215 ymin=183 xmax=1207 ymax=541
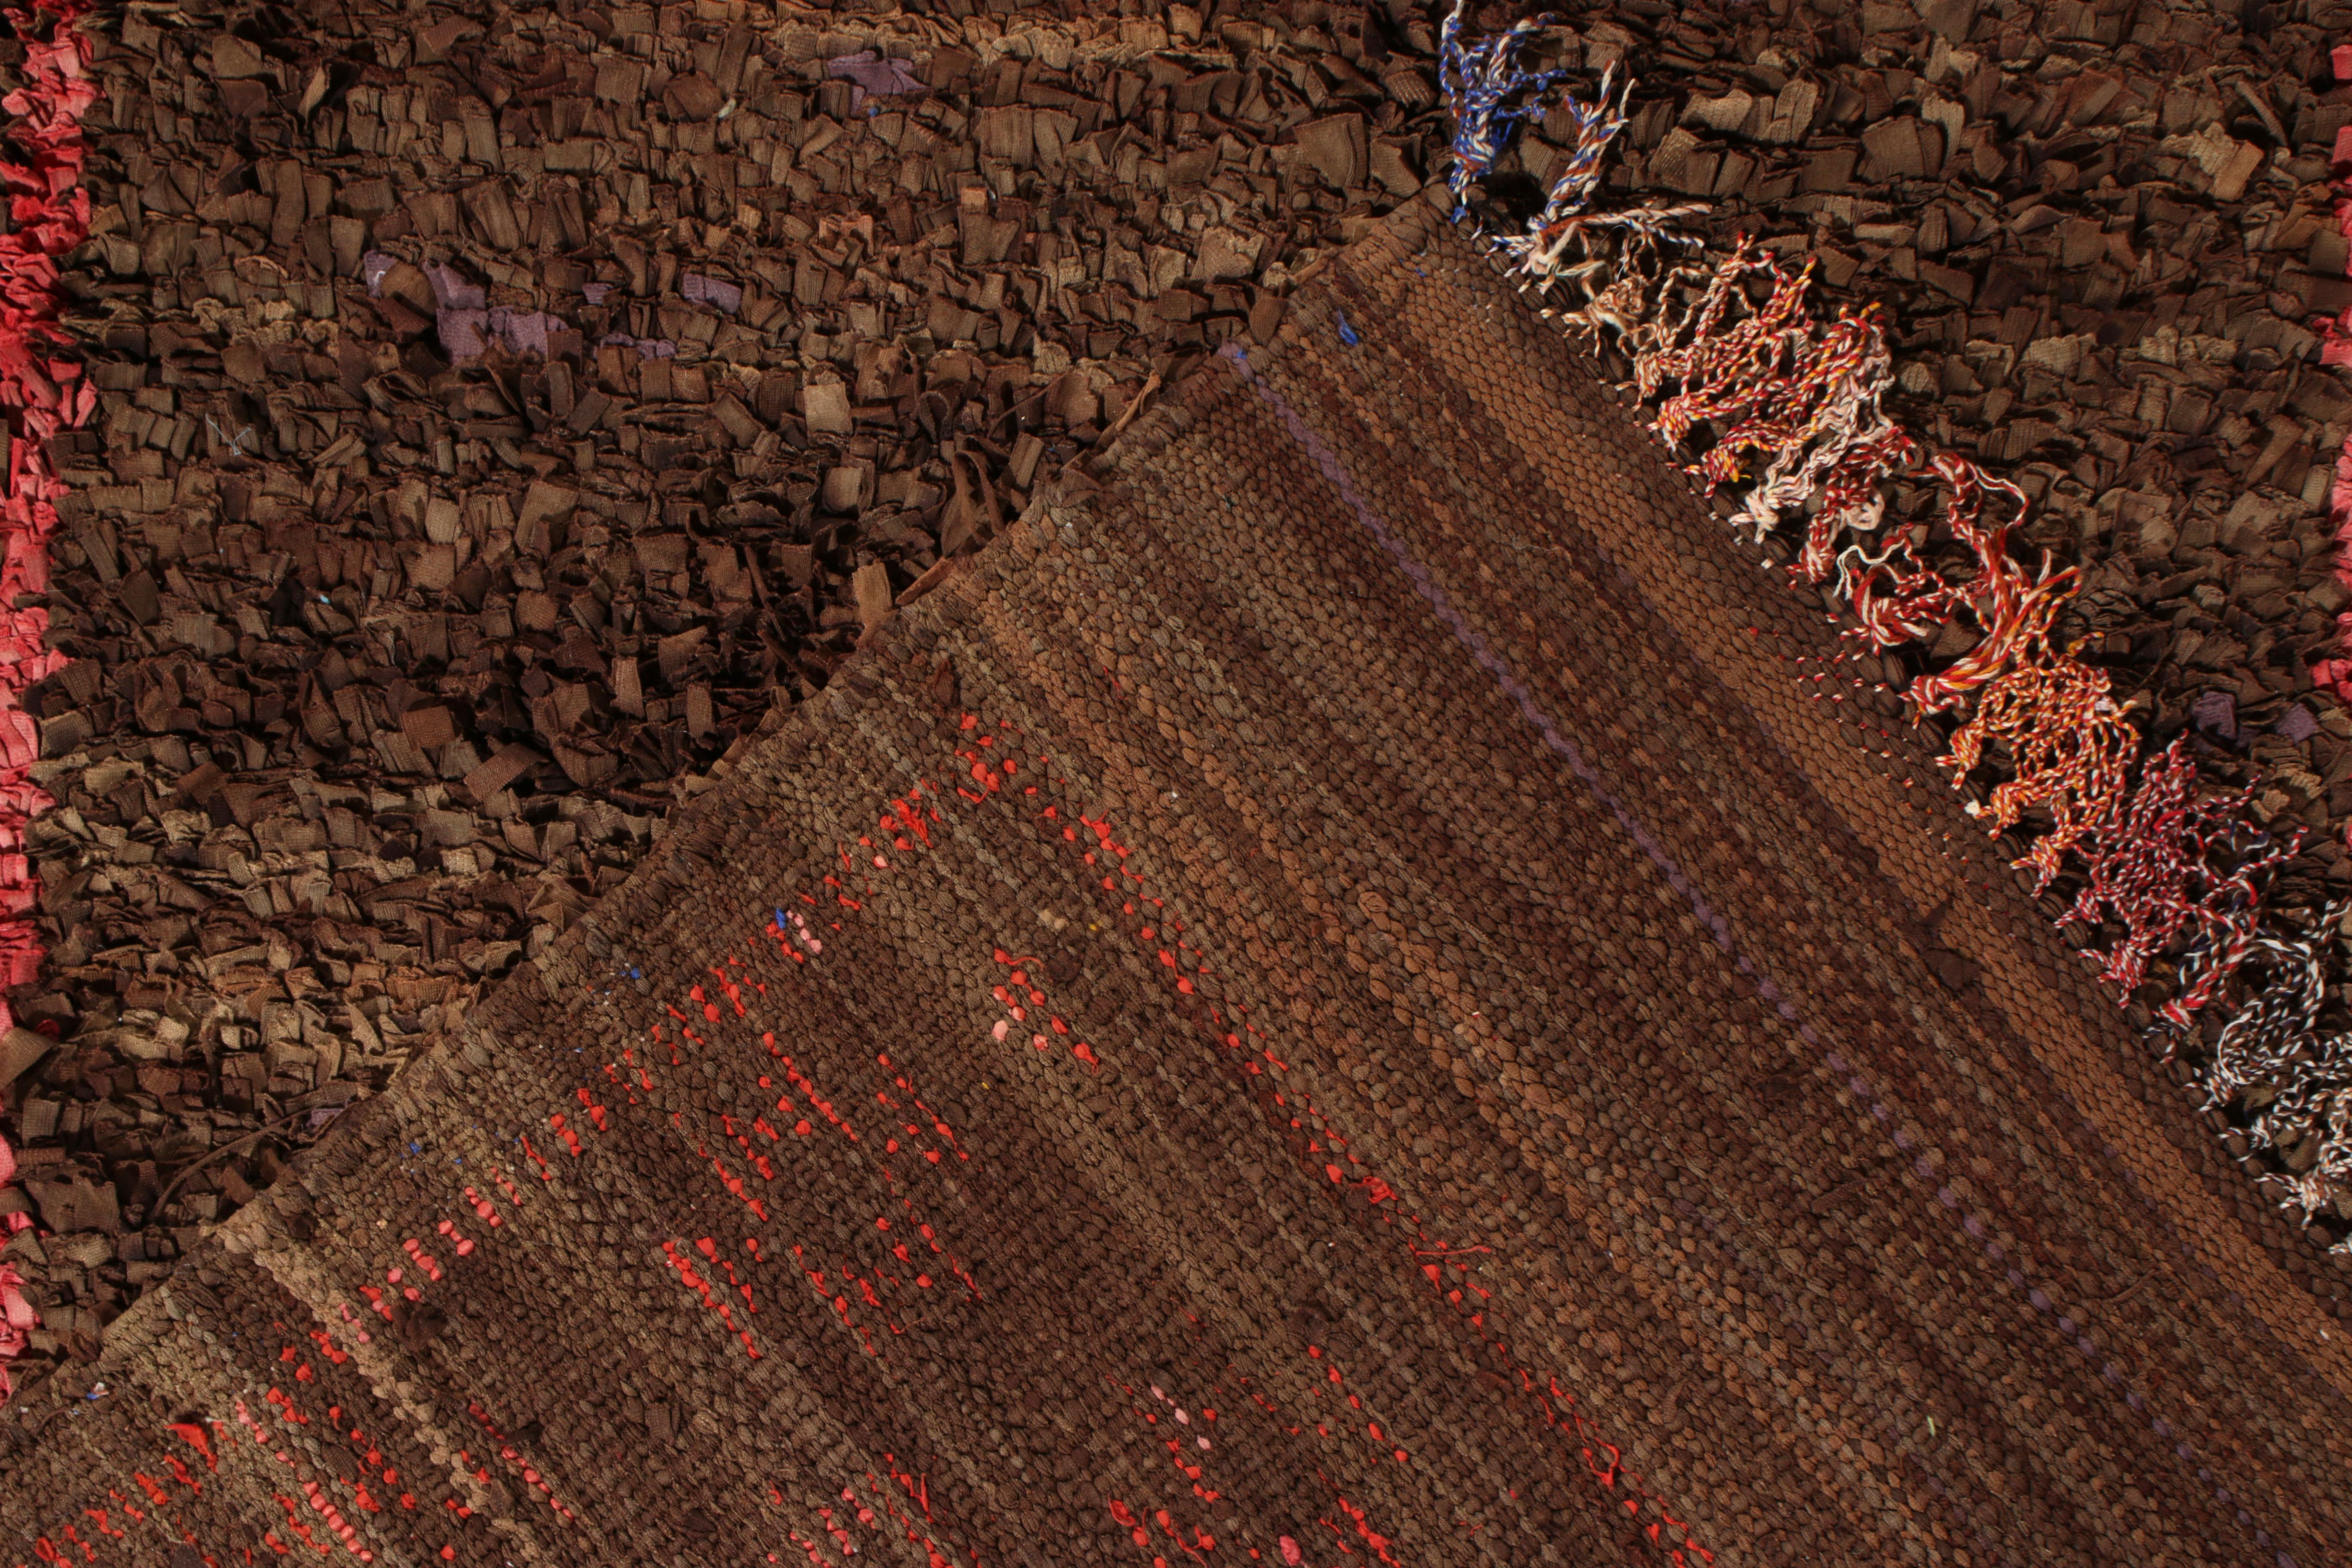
xmin=2194 ymin=902 xmax=2352 ymax=1230
xmin=1440 ymin=5 xmax=2347 ymax=1238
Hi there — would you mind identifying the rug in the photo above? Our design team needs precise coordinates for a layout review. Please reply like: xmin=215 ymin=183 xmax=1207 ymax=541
xmin=0 ymin=191 xmax=2345 ymax=1568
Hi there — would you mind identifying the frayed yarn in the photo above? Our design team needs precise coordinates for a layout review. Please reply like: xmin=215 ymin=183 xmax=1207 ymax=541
xmin=1439 ymin=6 xmax=2352 ymax=1225
xmin=2060 ymin=740 xmax=2299 ymax=1033
xmin=1944 ymin=649 xmax=2136 ymax=896
xmin=2196 ymin=903 xmax=2352 ymax=1234
xmin=1437 ymin=1 xmax=1580 ymax=221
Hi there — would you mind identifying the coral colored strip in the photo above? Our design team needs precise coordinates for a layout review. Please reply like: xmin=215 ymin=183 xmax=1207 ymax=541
xmin=2324 ymin=43 xmax=2352 ymax=708
xmin=0 ymin=0 xmax=96 ymax=1407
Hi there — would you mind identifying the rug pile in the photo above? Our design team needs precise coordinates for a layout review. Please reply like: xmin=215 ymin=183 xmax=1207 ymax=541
xmin=0 ymin=195 xmax=2343 ymax=1568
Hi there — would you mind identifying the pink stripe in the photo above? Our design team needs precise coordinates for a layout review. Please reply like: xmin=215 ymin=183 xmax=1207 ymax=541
xmin=0 ymin=0 xmax=96 ymax=1407
xmin=2322 ymin=45 xmax=2352 ymax=726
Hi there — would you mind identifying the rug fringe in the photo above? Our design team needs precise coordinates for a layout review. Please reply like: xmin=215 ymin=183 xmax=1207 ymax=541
xmin=2199 ymin=901 xmax=2352 ymax=1227
xmin=1439 ymin=2 xmax=2352 ymax=1241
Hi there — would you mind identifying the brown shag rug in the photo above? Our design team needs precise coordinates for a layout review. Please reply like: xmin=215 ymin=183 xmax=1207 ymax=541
xmin=2 ymin=193 xmax=2346 ymax=1568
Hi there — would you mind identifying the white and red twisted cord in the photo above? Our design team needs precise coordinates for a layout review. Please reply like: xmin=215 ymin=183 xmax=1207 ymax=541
xmin=2060 ymin=740 xmax=2301 ymax=1029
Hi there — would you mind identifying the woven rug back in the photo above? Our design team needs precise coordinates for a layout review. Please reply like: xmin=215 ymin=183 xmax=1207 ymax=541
xmin=3 ymin=196 xmax=2347 ymax=1568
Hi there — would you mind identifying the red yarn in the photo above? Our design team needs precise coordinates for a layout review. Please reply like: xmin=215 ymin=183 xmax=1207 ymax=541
xmin=2061 ymin=740 xmax=2301 ymax=1031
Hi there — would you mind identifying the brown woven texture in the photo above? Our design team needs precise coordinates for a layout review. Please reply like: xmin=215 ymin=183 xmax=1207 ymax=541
xmin=5 ymin=193 xmax=2350 ymax=1568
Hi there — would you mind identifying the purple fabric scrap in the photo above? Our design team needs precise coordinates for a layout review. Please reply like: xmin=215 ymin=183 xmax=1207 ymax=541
xmin=2274 ymin=704 xmax=2319 ymax=743
xmin=426 ymin=264 xmax=485 ymax=311
xmin=439 ymin=307 xmax=568 ymax=361
xmin=438 ymin=309 xmax=489 ymax=358
xmin=494 ymin=309 xmax=561 ymax=358
xmin=583 ymin=282 xmax=615 ymax=305
xmin=826 ymin=49 xmax=923 ymax=113
xmin=360 ymin=251 xmax=571 ymax=360
xmin=2191 ymin=689 xmax=2238 ymax=741
xmin=681 ymin=273 xmax=743 ymax=315
xmin=598 ymin=333 xmax=677 ymax=359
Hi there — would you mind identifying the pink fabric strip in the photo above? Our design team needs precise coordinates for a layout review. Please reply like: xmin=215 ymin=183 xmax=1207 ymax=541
xmin=0 ymin=0 xmax=96 ymax=1406
xmin=2318 ymin=49 xmax=2352 ymax=716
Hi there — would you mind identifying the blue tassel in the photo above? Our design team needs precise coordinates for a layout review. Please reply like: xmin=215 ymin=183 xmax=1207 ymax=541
xmin=1437 ymin=0 xmax=1576 ymax=220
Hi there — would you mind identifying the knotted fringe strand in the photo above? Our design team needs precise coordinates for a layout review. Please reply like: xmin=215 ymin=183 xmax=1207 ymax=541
xmin=0 ymin=0 xmax=97 ymax=1403
xmin=1439 ymin=1 xmax=2352 ymax=1242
